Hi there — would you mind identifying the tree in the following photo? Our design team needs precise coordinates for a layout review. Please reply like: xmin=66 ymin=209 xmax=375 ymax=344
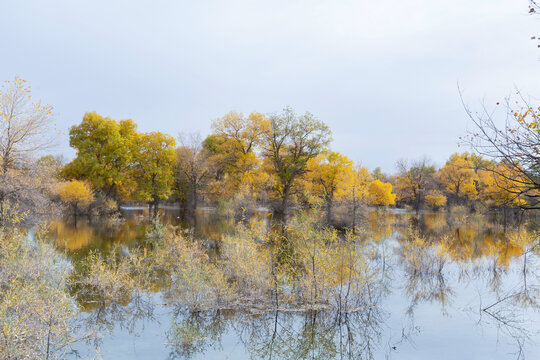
xmin=176 ymin=133 xmax=211 ymax=213
xmin=478 ymin=162 xmax=526 ymax=207
xmin=0 ymin=78 xmax=57 ymax=223
xmin=367 ymin=180 xmax=396 ymax=206
xmin=132 ymin=132 xmax=177 ymax=215
xmin=371 ymin=167 xmax=386 ymax=181
xmin=205 ymin=111 xmax=269 ymax=202
xmin=437 ymin=152 xmax=478 ymax=204
xmin=56 ymin=180 xmax=94 ymax=216
xmin=61 ymin=112 xmax=138 ymax=200
xmin=341 ymin=165 xmax=372 ymax=232
xmin=394 ymin=158 xmax=436 ymax=213
xmin=462 ymin=96 xmax=540 ymax=209
xmin=305 ymin=151 xmax=353 ymax=223
xmin=263 ymin=107 xmax=332 ymax=220
xmin=425 ymin=190 xmax=447 ymax=210
xmin=212 ymin=111 xmax=269 ymax=156
xmin=0 ymin=78 xmax=55 ymax=173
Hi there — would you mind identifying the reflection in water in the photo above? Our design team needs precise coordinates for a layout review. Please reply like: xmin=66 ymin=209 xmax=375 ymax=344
xmin=166 ymin=308 xmax=386 ymax=360
xmin=47 ymin=208 xmax=242 ymax=256
xmin=49 ymin=209 xmax=540 ymax=359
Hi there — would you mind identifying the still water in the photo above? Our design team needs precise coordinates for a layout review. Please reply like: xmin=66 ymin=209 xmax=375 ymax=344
xmin=46 ymin=209 xmax=540 ymax=359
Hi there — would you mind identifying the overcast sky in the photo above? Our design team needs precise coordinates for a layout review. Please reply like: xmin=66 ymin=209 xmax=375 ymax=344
xmin=1 ymin=0 xmax=540 ymax=172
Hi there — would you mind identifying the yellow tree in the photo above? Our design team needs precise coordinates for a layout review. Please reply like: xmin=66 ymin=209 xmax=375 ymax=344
xmin=395 ymin=159 xmax=436 ymax=213
xmin=478 ymin=162 xmax=526 ymax=207
xmin=206 ymin=111 xmax=270 ymax=201
xmin=56 ymin=180 xmax=94 ymax=216
xmin=132 ymin=132 xmax=177 ymax=215
xmin=367 ymin=180 xmax=396 ymax=206
xmin=305 ymin=151 xmax=353 ymax=223
xmin=212 ymin=111 xmax=269 ymax=156
xmin=437 ymin=152 xmax=478 ymax=203
xmin=0 ymin=78 xmax=55 ymax=173
xmin=341 ymin=165 xmax=371 ymax=232
xmin=463 ymin=99 xmax=540 ymax=209
xmin=425 ymin=190 xmax=447 ymax=210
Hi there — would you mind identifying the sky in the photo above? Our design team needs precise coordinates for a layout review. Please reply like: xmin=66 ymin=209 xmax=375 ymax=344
xmin=1 ymin=0 xmax=540 ymax=173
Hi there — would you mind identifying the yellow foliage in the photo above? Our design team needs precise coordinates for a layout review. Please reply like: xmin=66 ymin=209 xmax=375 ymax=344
xmin=212 ymin=111 xmax=270 ymax=155
xmin=367 ymin=180 xmax=395 ymax=206
xmin=425 ymin=191 xmax=447 ymax=208
xmin=306 ymin=151 xmax=353 ymax=202
xmin=56 ymin=180 xmax=94 ymax=209
xmin=394 ymin=160 xmax=435 ymax=210
xmin=206 ymin=111 xmax=271 ymax=201
xmin=132 ymin=131 xmax=177 ymax=206
xmin=341 ymin=165 xmax=371 ymax=204
xmin=437 ymin=152 xmax=478 ymax=200
xmin=477 ymin=163 xmax=526 ymax=206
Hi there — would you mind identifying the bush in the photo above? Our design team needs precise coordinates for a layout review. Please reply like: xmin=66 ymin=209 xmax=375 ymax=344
xmin=0 ymin=224 xmax=82 ymax=359
xmin=55 ymin=180 xmax=94 ymax=215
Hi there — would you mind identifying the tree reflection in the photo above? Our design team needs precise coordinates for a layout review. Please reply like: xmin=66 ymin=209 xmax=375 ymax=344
xmin=166 ymin=307 xmax=387 ymax=360
xmin=80 ymin=293 xmax=157 ymax=351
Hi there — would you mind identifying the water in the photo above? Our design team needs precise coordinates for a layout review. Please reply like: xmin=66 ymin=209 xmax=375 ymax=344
xmin=46 ymin=209 xmax=540 ymax=359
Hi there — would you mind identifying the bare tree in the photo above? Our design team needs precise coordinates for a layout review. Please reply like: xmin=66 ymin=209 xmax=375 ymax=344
xmin=0 ymin=78 xmax=55 ymax=173
xmin=394 ymin=157 xmax=436 ymax=214
xmin=461 ymin=92 xmax=540 ymax=209
xmin=176 ymin=133 xmax=211 ymax=213
xmin=0 ymin=78 xmax=57 ymax=223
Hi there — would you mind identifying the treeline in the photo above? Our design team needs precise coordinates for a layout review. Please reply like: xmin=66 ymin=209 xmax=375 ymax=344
xmin=391 ymin=154 xmax=525 ymax=214
xmin=59 ymin=109 xmax=396 ymax=224
xmin=59 ymin=111 xmax=525 ymax=222
xmin=0 ymin=78 xmax=529 ymax=226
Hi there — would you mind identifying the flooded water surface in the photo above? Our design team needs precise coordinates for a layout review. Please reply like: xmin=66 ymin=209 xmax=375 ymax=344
xmin=46 ymin=209 xmax=540 ymax=359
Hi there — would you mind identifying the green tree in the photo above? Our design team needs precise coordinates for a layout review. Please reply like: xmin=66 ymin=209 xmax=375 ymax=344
xmin=264 ymin=107 xmax=332 ymax=220
xmin=132 ymin=132 xmax=177 ymax=215
xmin=61 ymin=112 xmax=137 ymax=200
xmin=371 ymin=167 xmax=386 ymax=181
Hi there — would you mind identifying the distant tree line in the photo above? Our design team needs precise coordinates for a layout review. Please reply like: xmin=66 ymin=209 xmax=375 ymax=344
xmin=0 ymin=77 xmax=536 ymax=226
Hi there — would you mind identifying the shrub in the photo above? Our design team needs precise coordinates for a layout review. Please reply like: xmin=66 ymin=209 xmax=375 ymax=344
xmin=0 ymin=225 xmax=82 ymax=359
xmin=56 ymin=180 xmax=94 ymax=215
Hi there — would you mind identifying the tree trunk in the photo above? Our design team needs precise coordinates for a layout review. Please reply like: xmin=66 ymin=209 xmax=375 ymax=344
xmin=352 ymin=198 xmax=357 ymax=235
xmin=153 ymin=199 xmax=159 ymax=217
xmin=282 ymin=188 xmax=290 ymax=223
xmin=192 ymin=186 xmax=198 ymax=214
xmin=326 ymin=195 xmax=333 ymax=224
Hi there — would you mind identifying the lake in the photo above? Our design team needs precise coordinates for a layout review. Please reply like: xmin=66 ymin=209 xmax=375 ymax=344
xmin=45 ymin=208 xmax=540 ymax=360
